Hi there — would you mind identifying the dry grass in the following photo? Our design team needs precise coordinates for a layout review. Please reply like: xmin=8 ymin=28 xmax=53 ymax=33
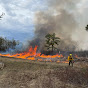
xmin=0 ymin=57 xmax=88 ymax=88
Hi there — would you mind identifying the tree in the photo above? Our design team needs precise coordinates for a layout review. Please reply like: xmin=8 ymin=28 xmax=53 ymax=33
xmin=0 ymin=37 xmax=6 ymax=51
xmin=85 ymin=25 xmax=88 ymax=31
xmin=7 ymin=39 xmax=19 ymax=49
xmin=0 ymin=37 xmax=19 ymax=51
xmin=45 ymin=33 xmax=60 ymax=52
xmin=0 ymin=13 xmax=5 ymax=20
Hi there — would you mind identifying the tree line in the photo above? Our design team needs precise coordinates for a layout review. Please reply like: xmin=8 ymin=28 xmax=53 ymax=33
xmin=0 ymin=37 xmax=19 ymax=51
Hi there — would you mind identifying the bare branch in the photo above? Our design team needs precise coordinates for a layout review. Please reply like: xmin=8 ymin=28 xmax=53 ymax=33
xmin=0 ymin=12 xmax=5 ymax=19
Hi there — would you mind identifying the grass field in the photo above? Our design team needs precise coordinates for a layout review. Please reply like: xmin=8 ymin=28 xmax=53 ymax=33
xmin=0 ymin=56 xmax=88 ymax=88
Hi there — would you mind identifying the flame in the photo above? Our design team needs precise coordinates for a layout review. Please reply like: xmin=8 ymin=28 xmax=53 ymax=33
xmin=0 ymin=46 xmax=69 ymax=63
xmin=75 ymin=54 xmax=79 ymax=59
xmin=37 ymin=59 xmax=43 ymax=61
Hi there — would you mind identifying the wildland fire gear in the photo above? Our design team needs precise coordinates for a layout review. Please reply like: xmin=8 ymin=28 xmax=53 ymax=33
xmin=68 ymin=54 xmax=73 ymax=66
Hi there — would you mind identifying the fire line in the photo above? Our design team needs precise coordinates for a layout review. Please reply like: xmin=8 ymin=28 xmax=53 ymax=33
xmin=0 ymin=46 xmax=69 ymax=63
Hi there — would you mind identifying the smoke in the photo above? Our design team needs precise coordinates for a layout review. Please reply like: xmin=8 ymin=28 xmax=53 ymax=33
xmin=29 ymin=0 xmax=83 ymax=51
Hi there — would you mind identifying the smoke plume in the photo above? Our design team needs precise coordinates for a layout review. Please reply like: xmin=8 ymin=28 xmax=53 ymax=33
xmin=29 ymin=0 xmax=82 ymax=51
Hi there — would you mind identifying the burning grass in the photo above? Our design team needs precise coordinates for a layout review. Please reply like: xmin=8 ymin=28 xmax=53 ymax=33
xmin=0 ymin=46 xmax=66 ymax=63
xmin=0 ymin=57 xmax=88 ymax=88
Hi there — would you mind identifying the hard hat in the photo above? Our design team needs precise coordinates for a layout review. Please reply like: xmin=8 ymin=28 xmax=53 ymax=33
xmin=70 ymin=54 xmax=72 ymax=56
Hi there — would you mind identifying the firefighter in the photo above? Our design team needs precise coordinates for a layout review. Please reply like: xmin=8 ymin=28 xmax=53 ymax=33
xmin=68 ymin=54 xmax=73 ymax=66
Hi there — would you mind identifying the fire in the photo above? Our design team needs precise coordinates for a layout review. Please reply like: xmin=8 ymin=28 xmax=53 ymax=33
xmin=75 ymin=54 xmax=79 ymax=59
xmin=38 ymin=59 xmax=43 ymax=61
xmin=27 ymin=57 xmax=35 ymax=60
xmin=0 ymin=46 xmax=69 ymax=63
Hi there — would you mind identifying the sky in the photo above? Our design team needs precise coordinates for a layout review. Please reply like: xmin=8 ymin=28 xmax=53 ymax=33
xmin=0 ymin=0 xmax=47 ymax=42
xmin=0 ymin=0 xmax=88 ymax=50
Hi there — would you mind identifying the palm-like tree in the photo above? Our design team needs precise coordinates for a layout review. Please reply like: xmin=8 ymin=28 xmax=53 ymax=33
xmin=45 ymin=33 xmax=60 ymax=52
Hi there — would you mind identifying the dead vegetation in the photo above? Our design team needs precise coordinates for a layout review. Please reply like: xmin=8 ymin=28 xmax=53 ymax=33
xmin=0 ymin=57 xmax=88 ymax=88
xmin=0 ymin=62 xmax=4 ymax=69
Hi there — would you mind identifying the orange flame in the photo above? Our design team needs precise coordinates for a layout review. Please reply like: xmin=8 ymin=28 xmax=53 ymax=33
xmin=0 ymin=46 xmax=69 ymax=63
xmin=75 ymin=54 xmax=79 ymax=59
